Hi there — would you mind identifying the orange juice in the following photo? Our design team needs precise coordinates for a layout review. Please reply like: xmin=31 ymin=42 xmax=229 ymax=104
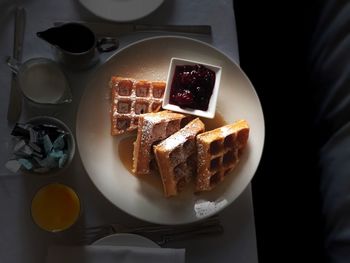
xmin=31 ymin=183 xmax=80 ymax=232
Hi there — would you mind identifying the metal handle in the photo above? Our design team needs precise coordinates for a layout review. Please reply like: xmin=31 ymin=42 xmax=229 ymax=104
xmin=97 ymin=37 xmax=119 ymax=52
xmin=134 ymin=24 xmax=212 ymax=35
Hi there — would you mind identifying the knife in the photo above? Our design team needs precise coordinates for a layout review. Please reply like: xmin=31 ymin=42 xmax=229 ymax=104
xmin=7 ymin=7 xmax=26 ymax=123
xmin=54 ymin=21 xmax=212 ymax=37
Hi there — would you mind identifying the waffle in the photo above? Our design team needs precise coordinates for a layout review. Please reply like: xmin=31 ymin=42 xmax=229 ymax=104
xmin=195 ymin=120 xmax=249 ymax=192
xmin=132 ymin=111 xmax=186 ymax=176
xmin=154 ymin=118 xmax=205 ymax=197
xmin=110 ymin=76 xmax=165 ymax=135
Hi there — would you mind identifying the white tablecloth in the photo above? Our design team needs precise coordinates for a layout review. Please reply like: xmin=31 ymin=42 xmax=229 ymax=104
xmin=0 ymin=1 xmax=258 ymax=262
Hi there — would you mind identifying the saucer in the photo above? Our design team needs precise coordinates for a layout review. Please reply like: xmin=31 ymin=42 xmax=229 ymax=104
xmin=93 ymin=233 xmax=160 ymax=248
xmin=78 ymin=0 xmax=164 ymax=22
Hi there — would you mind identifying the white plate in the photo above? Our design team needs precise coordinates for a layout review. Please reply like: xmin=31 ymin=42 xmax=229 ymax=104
xmin=93 ymin=233 xmax=160 ymax=248
xmin=76 ymin=36 xmax=265 ymax=225
xmin=78 ymin=0 xmax=164 ymax=22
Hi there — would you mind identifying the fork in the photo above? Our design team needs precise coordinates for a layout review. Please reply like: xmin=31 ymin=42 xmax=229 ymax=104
xmin=79 ymin=215 xmax=224 ymax=245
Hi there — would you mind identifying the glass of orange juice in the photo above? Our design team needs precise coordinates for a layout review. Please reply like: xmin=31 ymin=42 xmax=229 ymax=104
xmin=31 ymin=183 xmax=81 ymax=232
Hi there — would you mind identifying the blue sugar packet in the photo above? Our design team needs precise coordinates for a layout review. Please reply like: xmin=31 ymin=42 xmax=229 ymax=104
xmin=43 ymin=134 xmax=53 ymax=154
xmin=52 ymin=134 xmax=65 ymax=150
xmin=36 ymin=155 xmax=58 ymax=169
xmin=18 ymin=158 xmax=33 ymax=170
xmin=49 ymin=150 xmax=64 ymax=159
xmin=58 ymin=153 xmax=68 ymax=168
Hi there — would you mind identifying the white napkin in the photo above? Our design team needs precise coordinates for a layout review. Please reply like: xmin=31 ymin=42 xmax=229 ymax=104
xmin=46 ymin=245 xmax=185 ymax=263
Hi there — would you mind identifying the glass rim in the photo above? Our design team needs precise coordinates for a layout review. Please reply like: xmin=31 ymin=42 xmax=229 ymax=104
xmin=30 ymin=182 xmax=82 ymax=233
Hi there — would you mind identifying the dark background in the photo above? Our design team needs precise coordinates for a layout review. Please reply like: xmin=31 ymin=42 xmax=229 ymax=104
xmin=233 ymin=1 xmax=325 ymax=262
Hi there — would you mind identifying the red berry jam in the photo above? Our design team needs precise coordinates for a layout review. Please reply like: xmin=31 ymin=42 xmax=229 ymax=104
xmin=169 ymin=64 xmax=215 ymax=111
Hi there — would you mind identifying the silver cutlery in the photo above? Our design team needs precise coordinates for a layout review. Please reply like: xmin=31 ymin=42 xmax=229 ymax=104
xmin=79 ymin=215 xmax=223 ymax=245
xmin=53 ymin=21 xmax=212 ymax=37
xmin=7 ymin=7 xmax=25 ymax=123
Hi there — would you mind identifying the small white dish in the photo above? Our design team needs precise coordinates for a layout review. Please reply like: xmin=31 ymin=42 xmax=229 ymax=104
xmin=21 ymin=116 xmax=75 ymax=176
xmin=7 ymin=57 xmax=72 ymax=105
xmin=78 ymin=0 xmax=164 ymax=22
xmin=162 ymin=57 xmax=222 ymax=119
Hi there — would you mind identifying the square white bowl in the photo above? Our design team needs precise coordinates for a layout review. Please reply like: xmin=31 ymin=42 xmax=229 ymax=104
xmin=162 ymin=57 xmax=222 ymax=119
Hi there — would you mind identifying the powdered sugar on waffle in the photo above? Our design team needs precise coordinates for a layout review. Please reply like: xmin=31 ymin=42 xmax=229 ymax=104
xmin=219 ymin=125 xmax=232 ymax=137
xmin=162 ymin=131 xmax=188 ymax=151
xmin=110 ymin=77 xmax=165 ymax=135
xmin=141 ymin=115 xmax=166 ymax=144
xmin=143 ymin=113 xmax=164 ymax=124
xmin=160 ymin=119 xmax=202 ymax=150
xmin=133 ymin=111 xmax=186 ymax=175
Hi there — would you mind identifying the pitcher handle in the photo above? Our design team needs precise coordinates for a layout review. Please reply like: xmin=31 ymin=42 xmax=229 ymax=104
xmin=96 ymin=37 xmax=119 ymax=52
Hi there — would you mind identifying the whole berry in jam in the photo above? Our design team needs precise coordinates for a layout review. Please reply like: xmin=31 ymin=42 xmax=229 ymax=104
xmin=172 ymin=90 xmax=194 ymax=107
